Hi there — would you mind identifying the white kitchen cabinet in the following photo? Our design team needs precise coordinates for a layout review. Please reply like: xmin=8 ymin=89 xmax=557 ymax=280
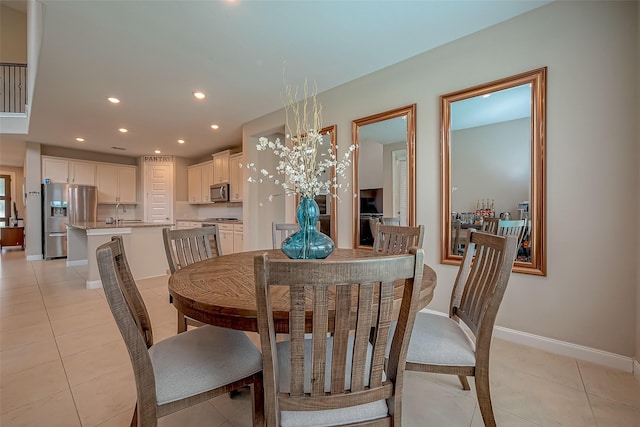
xmin=212 ymin=150 xmax=231 ymax=184
xmin=233 ymin=223 xmax=244 ymax=252
xmin=42 ymin=157 xmax=95 ymax=185
xmin=96 ymin=164 xmax=137 ymax=203
xmin=218 ymin=223 xmax=235 ymax=255
xmin=187 ymin=161 xmax=213 ymax=204
xmin=201 ymin=162 xmax=213 ymax=201
xmin=42 ymin=157 xmax=70 ymax=183
xmin=187 ymin=165 xmax=201 ymax=203
xmin=70 ymin=160 xmax=96 ymax=185
xmin=229 ymin=152 xmax=244 ymax=202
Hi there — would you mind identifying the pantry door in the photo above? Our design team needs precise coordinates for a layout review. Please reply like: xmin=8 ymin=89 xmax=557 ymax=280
xmin=144 ymin=161 xmax=173 ymax=223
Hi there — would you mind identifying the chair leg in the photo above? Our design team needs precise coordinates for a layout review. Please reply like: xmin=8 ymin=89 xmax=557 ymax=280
xmin=177 ymin=311 xmax=187 ymax=334
xmin=458 ymin=375 xmax=470 ymax=390
xmin=251 ymin=372 xmax=265 ymax=427
xmin=474 ymin=371 xmax=496 ymax=427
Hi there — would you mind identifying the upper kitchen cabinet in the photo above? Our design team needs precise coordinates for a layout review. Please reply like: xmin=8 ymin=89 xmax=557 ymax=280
xmin=187 ymin=161 xmax=213 ymax=204
xmin=70 ymin=161 xmax=96 ymax=185
xmin=42 ymin=157 xmax=69 ymax=183
xmin=42 ymin=156 xmax=96 ymax=185
xmin=96 ymin=164 xmax=137 ymax=204
xmin=229 ymin=152 xmax=244 ymax=202
xmin=212 ymin=150 xmax=231 ymax=183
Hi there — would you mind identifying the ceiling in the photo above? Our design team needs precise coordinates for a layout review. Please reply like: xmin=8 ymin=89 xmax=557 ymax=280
xmin=1 ymin=0 xmax=550 ymax=167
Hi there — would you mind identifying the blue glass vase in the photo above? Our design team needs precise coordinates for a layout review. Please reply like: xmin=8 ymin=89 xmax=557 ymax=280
xmin=281 ymin=197 xmax=335 ymax=259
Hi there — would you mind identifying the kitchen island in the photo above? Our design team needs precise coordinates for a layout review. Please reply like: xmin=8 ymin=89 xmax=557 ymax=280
xmin=67 ymin=221 xmax=172 ymax=289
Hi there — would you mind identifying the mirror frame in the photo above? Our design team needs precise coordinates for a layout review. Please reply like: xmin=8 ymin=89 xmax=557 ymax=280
xmin=294 ymin=125 xmax=338 ymax=242
xmin=440 ymin=67 xmax=546 ymax=275
xmin=352 ymin=104 xmax=416 ymax=249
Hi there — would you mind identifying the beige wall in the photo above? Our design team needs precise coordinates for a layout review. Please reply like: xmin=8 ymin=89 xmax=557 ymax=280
xmin=451 ymin=118 xmax=530 ymax=218
xmin=0 ymin=5 xmax=27 ymax=63
xmin=244 ymin=1 xmax=639 ymax=357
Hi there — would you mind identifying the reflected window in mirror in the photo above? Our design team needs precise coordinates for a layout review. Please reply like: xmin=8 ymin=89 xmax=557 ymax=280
xmin=353 ymin=104 xmax=416 ymax=249
xmin=440 ymin=68 xmax=546 ymax=275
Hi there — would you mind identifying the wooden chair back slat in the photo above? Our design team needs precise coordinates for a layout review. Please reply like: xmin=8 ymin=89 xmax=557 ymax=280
xmin=288 ymin=284 xmax=306 ymax=397
xmin=311 ymin=286 xmax=329 ymax=397
xmin=369 ymin=281 xmax=395 ymax=388
xmin=330 ymin=285 xmax=351 ymax=394
xmin=372 ymin=224 xmax=425 ymax=255
xmin=351 ymin=282 xmax=374 ymax=392
xmin=254 ymin=249 xmax=425 ymax=425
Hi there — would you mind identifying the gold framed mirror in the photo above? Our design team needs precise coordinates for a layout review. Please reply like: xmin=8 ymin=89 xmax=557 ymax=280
xmin=440 ymin=67 xmax=546 ymax=275
xmin=352 ymin=104 xmax=416 ymax=249
xmin=295 ymin=125 xmax=338 ymax=242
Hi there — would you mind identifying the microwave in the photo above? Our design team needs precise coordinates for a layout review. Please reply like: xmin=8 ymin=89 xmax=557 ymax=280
xmin=210 ymin=183 xmax=229 ymax=202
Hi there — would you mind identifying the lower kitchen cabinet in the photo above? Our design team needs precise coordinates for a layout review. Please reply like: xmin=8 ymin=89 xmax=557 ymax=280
xmin=218 ymin=223 xmax=243 ymax=255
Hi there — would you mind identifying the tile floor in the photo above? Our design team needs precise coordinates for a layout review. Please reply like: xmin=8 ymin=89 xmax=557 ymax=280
xmin=1 ymin=249 xmax=639 ymax=427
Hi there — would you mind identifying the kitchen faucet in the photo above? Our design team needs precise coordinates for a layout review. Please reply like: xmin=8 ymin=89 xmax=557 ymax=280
xmin=115 ymin=203 xmax=126 ymax=223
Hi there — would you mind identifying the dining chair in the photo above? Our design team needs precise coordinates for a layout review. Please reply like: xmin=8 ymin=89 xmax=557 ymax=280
xmin=254 ymin=248 xmax=425 ymax=426
xmin=402 ymin=230 xmax=518 ymax=427
xmin=162 ymin=226 xmax=221 ymax=333
xmin=496 ymin=219 xmax=527 ymax=244
xmin=481 ymin=217 xmax=500 ymax=234
xmin=372 ymin=224 xmax=425 ymax=255
xmin=382 ymin=216 xmax=401 ymax=226
xmin=272 ymin=222 xmax=299 ymax=249
xmin=97 ymin=236 xmax=264 ymax=427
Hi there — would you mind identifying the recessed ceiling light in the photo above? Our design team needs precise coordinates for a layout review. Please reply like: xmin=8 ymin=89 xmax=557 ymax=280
xmin=107 ymin=97 xmax=120 ymax=104
xmin=210 ymin=124 xmax=219 ymax=130
xmin=178 ymin=139 xmax=185 ymax=144
xmin=119 ymin=128 xmax=128 ymax=133
xmin=75 ymin=137 xmax=85 ymax=142
xmin=193 ymin=92 xmax=206 ymax=100
xmin=482 ymin=94 xmax=491 ymax=98
xmin=154 ymin=150 xmax=161 ymax=154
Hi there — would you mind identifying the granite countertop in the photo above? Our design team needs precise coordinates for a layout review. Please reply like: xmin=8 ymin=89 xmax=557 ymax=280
xmin=67 ymin=221 xmax=173 ymax=230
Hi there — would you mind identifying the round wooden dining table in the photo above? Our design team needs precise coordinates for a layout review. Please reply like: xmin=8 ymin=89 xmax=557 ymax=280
xmin=168 ymin=248 xmax=437 ymax=333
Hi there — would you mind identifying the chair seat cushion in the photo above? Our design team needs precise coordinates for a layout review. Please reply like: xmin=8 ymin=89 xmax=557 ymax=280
xmin=149 ymin=325 xmax=262 ymax=405
xmin=405 ymin=312 xmax=476 ymax=367
xmin=276 ymin=337 xmax=389 ymax=427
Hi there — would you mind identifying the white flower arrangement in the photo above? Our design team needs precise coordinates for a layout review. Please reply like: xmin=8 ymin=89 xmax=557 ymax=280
xmin=243 ymin=80 xmax=356 ymax=202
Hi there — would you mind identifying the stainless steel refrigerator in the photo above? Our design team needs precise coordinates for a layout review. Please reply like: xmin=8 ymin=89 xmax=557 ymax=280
xmin=68 ymin=184 xmax=98 ymax=225
xmin=42 ymin=183 xmax=97 ymax=259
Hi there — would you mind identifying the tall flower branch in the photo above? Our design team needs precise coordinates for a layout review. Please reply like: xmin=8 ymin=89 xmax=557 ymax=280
xmin=244 ymin=79 xmax=356 ymax=202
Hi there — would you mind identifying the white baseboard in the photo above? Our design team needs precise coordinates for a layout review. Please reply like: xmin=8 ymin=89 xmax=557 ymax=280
xmin=493 ymin=326 xmax=634 ymax=373
xmin=26 ymin=254 xmax=43 ymax=261
xmin=86 ymin=279 xmax=102 ymax=289
xmin=66 ymin=259 xmax=88 ymax=267
xmin=634 ymin=358 xmax=640 ymax=379
xmin=419 ymin=308 xmax=634 ymax=373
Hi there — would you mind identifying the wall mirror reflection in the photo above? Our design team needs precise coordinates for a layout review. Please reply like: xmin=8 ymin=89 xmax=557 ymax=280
xmin=353 ymin=104 xmax=416 ymax=249
xmin=441 ymin=67 xmax=546 ymax=275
